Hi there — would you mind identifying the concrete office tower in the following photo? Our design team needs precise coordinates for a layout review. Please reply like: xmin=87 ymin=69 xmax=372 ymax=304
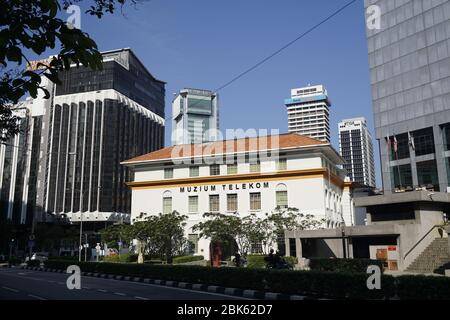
xmin=365 ymin=0 xmax=450 ymax=193
xmin=338 ymin=118 xmax=376 ymax=187
xmin=172 ymin=88 xmax=219 ymax=145
xmin=284 ymin=85 xmax=331 ymax=142
xmin=1 ymin=48 xmax=165 ymax=227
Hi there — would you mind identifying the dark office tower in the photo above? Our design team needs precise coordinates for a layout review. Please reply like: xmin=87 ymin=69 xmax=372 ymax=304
xmin=365 ymin=0 xmax=450 ymax=193
xmin=338 ymin=118 xmax=376 ymax=187
xmin=44 ymin=48 xmax=165 ymax=224
xmin=3 ymin=48 xmax=165 ymax=228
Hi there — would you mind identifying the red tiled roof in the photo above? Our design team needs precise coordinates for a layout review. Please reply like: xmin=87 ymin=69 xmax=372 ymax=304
xmin=122 ymin=133 xmax=326 ymax=164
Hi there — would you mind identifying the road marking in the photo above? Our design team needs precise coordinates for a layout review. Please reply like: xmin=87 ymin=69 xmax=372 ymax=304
xmin=114 ymin=292 xmax=126 ymax=296
xmin=122 ymin=280 xmax=253 ymax=300
xmin=135 ymin=296 xmax=149 ymax=300
xmin=28 ymin=294 xmax=46 ymax=300
xmin=2 ymin=286 xmax=19 ymax=293
xmin=97 ymin=289 xmax=107 ymax=293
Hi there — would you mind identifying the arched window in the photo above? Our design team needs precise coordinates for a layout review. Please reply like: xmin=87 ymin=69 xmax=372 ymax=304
xmin=275 ymin=183 xmax=288 ymax=208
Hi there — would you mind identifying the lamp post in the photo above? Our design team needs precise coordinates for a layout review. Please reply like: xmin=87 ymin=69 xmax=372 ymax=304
xmin=9 ymin=239 xmax=15 ymax=260
xmin=79 ymin=212 xmax=83 ymax=262
xmin=341 ymin=224 xmax=347 ymax=259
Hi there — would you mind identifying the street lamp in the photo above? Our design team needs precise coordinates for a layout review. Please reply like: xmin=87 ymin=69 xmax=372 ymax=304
xmin=79 ymin=212 xmax=83 ymax=262
xmin=340 ymin=224 xmax=347 ymax=259
xmin=9 ymin=239 xmax=15 ymax=260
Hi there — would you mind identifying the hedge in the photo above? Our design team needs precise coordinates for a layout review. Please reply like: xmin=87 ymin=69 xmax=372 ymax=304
xmin=44 ymin=260 xmax=395 ymax=299
xmin=309 ymin=258 xmax=384 ymax=273
xmin=26 ymin=260 xmax=41 ymax=267
xmin=103 ymin=253 xmax=138 ymax=263
xmin=173 ymin=255 xmax=204 ymax=264
xmin=247 ymin=255 xmax=298 ymax=269
xmin=396 ymin=275 xmax=450 ymax=300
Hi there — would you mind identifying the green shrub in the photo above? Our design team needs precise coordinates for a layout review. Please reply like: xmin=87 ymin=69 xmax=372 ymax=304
xmin=27 ymin=260 xmax=41 ymax=267
xmin=7 ymin=257 xmax=22 ymax=265
xmin=396 ymin=275 xmax=450 ymax=300
xmin=103 ymin=253 xmax=138 ymax=263
xmin=247 ymin=255 xmax=266 ymax=268
xmin=284 ymin=256 xmax=298 ymax=267
xmin=49 ymin=256 xmax=78 ymax=261
xmin=309 ymin=258 xmax=384 ymax=273
xmin=43 ymin=260 xmax=395 ymax=299
xmin=247 ymin=255 xmax=298 ymax=268
xmin=173 ymin=255 xmax=204 ymax=264
xmin=144 ymin=259 xmax=164 ymax=265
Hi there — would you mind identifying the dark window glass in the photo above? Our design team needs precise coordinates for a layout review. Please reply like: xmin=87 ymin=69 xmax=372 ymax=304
xmin=391 ymin=164 xmax=413 ymax=190
xmin=417 ymin=160 xmax=439 ymax=191
xmin=413 ymin=127 xmax=435 ymax=156
xmin=390 ymin=133 xmax=410 ymax=160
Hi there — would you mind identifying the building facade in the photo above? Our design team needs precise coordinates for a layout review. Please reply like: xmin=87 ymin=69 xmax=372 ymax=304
xmin=172 ymin=88 xmax=219 ymax=145
xmin=284 ymin=85 xmax=331 ymax=142
xmin=123 ymin=133 xmax=354 ymax=258
xmin=338 ymin=117 xmax=376 ymax=187
xmin=1 ymin=48 xmax=165 ymax=228
xmin=0 ymin=106 xmax=34 ymax=226
xmin=365 ymin=0 xmax=450 ymax=193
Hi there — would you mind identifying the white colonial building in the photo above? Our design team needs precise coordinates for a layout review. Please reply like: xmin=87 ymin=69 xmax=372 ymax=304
xmin=122 ymin=133 xmax=354 ymax=258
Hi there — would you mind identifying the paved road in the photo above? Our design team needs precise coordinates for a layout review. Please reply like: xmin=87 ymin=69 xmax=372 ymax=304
xmin=0 ymin=267 xmax=245 ymax=300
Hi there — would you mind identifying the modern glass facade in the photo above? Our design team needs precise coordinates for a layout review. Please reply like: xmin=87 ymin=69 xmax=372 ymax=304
xmin=365 ymin=0 xmax=450 ymax=193
xmin=172 ymin=88 xmax=219 ymax=145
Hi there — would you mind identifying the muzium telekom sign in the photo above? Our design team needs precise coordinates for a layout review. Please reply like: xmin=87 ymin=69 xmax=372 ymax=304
xmin=180 ymin=182 xmax=270 ymax=193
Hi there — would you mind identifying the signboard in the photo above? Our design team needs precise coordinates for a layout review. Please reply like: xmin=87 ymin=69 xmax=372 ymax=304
xmin=180 ymin=182 xmax=270 ymax=193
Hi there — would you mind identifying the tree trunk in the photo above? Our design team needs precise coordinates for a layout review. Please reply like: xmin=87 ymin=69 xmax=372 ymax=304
xmin=137 ymin=240 xmax=144 ymax=264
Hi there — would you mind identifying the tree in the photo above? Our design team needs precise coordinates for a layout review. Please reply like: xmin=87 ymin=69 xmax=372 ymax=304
xmin=130 ymin=212 xmax=156 ymax=264
xmin=99 ymin=224 xmax=132 ymax=249
xmin=193 ymin=212 xmax=245 ymax=255
xmin=193 ymin=208 xmax=325 ymax=257
xmin=130 ymin=211 xmax=188 ymax=264
xmin=152 ymin=211 xmax=188 ymax=264
xmin=0 ymin=0 xmax=136 ymax=142
xmin=261 ymin=207 xmax=325 ymax=254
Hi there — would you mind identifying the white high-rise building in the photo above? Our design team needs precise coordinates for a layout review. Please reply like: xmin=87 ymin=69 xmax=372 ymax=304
xmin=172 ymin=88 xmax=219 ymax=145
xmin=338 ymin=117 xmax=376 ymax=187
xmin=284 ymin=85 xmax=331 ymax=142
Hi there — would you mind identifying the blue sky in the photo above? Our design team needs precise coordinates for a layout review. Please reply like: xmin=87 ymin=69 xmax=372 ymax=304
xmin=32 ymin=0 xmax=381 ymax=186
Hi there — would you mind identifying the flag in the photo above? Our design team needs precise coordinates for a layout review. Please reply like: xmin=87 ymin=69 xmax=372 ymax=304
xmin=408 ymin=132 xmax=415 ymax=150
xmin=386 ymin=136 xmax=391 ymax=158
xmin=393 ymin=136 xmax=398 ymax=154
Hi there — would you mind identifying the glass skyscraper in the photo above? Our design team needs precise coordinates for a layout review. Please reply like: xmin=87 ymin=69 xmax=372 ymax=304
xmin=171 ymin=88 xmax=219 ymax=145
xmin=339 ymin=118 xmax=376 ymax=187
xmin=365 ymin=0 xmax=450 ymax=193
